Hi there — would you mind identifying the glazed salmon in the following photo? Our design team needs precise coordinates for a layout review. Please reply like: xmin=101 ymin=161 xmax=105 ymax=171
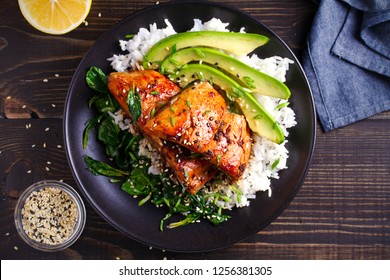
xmin=150 ymin=135 xmax=218 ymax=194
xmin=108 ymin=70 xmax=180 ymax=125
xmin=143 ymin=82 xmax=227 ymax=154
xmin=107 ymin=71 xmax=217 ymax=193
xmin=204 ymin=112 xmax=252 ymax=180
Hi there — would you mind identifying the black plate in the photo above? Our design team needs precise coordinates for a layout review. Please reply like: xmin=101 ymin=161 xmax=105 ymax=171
xmin=64 ymin=0 xmax=316 ymax=253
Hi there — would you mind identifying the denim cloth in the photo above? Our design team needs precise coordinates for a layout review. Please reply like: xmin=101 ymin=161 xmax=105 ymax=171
xmin=302 ymin=0 xmax=390 ymax=132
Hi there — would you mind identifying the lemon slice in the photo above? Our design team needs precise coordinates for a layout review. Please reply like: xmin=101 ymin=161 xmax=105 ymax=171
xmin=18 ymin=0 xmax=92 ymax=35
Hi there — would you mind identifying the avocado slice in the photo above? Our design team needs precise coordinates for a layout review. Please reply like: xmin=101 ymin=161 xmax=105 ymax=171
xmin=161 ymin=47 xmax=290 ymax=99
xmin=143 ymin=31 xmax=269 ymax=69
xmin=168 ymin=63 xmax=285 ymax=144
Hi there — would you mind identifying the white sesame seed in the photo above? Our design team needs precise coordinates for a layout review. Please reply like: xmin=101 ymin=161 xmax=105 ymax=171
xmin=84 ymin=21 xmax=88 ymax=26
xmin=31 ymin=144 xmax=36 ymax=148
xmin=57 ymin=145 xmax=62 ymax=148
xmin=27 ymin=170 xmax=32 ymax=174
xmin=5 ymin=232 xmax=9 ymax=236
xmin=47 ymin=161 xmax=51 ymax=165
xmin=45 ymin=167 xmax=50 ymax=171
xmin=22 ymin=105 xmax=27 ymax=109
xmin=115 ymin=256 xmax=120 ymax=260
xmin=54 ymin=74 xmax=59 ymax=77
xmin=43 ymin=143 xmax=47 ymax=148
xmin=51 ymin=104 xmax=56 ymax=108
xmin=14 ymin=246 xmax=18 ymax=251
xmin=45 ymin=127 xmax=50 ymax=132
xmin=98 ymin=12 xmax=101 ymax=17
xmin=6 ymin=96 xmax=11 ymax=100
xmin=43 ymin=79 xmax=48 ymax=82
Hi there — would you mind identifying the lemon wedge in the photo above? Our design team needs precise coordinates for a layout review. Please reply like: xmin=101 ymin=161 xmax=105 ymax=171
xmin=18 ymin=0 xmax=92 ymax=35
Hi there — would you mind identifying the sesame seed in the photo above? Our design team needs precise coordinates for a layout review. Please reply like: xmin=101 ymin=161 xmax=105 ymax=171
xmin=57 ymin=145 xmax=62 ymax=149
xmin=115 ymin=256 xmax=120 ymax=260
xmin=98 ymin=12 xmax=101 ymax=17
xmin=51 ymin=104 xmax=56 ymax=108
xmin=84 ymin=21 xmax=88 ymax=26
xmin=54 ymin=74 xmax=59 ymax=77
xmin=22 ymin=105 xmax=27 ymax=109
xmin=45 ymin=167 xmax=50 ymax=172
xmin=5 ymin=232 xmax=9 ymax=236
xmin=43 ymin=143 xmax=47 ymax=148
xmin=31 ymin=144 xmax=36 ymax=148
xmin=6 ymin=96 xmax=11 ymax=100
xmin=27 ymin=170 xmax=32 ymax=174
xmin=43 ymin=79 xmax=48 ymax=82
xmin=14 ymin=246 xmax=18 ymax=251
xmin=45 ymin=127 xmax=50 ymax=132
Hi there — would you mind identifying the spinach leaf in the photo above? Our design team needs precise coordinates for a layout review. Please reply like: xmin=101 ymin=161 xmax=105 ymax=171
xmin=126 ymin=87 xmax=142 ymax=122
xmin=84 ymin=155 xmax=130 ymax=177
xmin=121 ymin=168 xmax=160 ymax=196
xmin=92 ymin=95 xmax=118 ymax=113
xmin=82 ymin=114 xmax=103 ymax=149
xmin=97 ymin=118 xmax=120 ymax=146
xmin=86 ymin=67 xmax=110 ymax=94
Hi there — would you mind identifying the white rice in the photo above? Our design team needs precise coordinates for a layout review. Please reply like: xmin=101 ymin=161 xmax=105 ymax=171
xmin=107 ymin=18 xmax=296 ymax=210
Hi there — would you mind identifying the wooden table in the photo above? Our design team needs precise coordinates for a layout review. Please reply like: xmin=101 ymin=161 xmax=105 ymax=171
xmin=1 ymin=0 xmax=389 ymax=260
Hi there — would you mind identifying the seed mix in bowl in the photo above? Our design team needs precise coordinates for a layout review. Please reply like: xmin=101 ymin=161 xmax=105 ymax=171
xmin=15 ymin=180 xmax=86 ymax=251
xmin=21 ymin=187 xmax=78 ymax=245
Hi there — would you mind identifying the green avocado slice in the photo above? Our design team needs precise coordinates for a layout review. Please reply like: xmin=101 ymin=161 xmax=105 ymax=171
xmin=161 ymin=47 xmax=290 ymax=99
xmin=168 ymin=63 xmax=285 ymax=144
xmin=143 ymin=31 xmax=269 ymax=69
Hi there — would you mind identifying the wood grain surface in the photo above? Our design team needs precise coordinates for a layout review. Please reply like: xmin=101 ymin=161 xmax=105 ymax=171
xmin=1 ymin=0 xmax=389 ymax=260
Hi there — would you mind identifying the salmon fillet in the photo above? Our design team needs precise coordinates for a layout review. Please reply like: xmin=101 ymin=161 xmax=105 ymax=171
xmin=108 ymin=70 xmax=180 ymax=125
xmin=150 ymin=135 xmax=217 ymax=194
xmin=107 ymin=71 xmax=217 ymax=194
xmin=143 ymin=82 xmax=227 ymax=154
xmin=203 ymin=112 xmax=252 ymax=180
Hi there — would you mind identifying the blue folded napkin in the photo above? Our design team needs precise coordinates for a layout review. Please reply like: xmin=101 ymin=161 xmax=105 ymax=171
xmin=302 ymin=0 xmax=390 ymax=132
